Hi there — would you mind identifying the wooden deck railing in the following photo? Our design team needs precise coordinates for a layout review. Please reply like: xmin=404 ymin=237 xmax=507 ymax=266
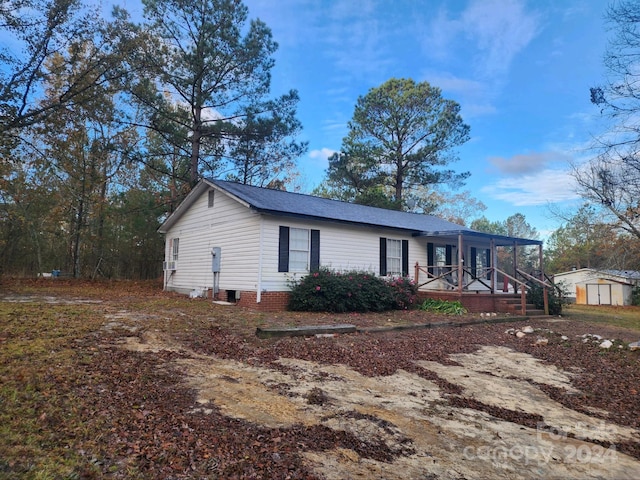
xmin=414 ymin=262 xmax=555 ymax=315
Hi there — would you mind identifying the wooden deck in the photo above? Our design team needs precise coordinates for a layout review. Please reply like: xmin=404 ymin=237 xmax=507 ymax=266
xmin=417 ymin=290 xmax=545 ymax=316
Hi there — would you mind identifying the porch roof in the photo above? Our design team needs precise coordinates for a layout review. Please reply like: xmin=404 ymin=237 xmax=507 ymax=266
xmin=413 ymin=229 xmax=542 ymax=246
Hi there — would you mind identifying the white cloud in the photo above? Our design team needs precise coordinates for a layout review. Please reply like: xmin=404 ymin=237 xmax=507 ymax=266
xmin=304 ymin=148 xmax=337 ymax=178
xmin=424 ymin=0 xmax=541 ymax=79
xmin=426 ymin=74 xmax=485 ymax=96
xmin=488 ymin=151 xmax=570 ymax=175
xmin=320 ymin=1 xmax=393 ymax=80
xmin=309 ymin=148 xmax=337 ymax=162
xmin=462 ymin=0 xmax=541 ymax=77
xmin=424 ymin=72 xmax=497 ymax=118
xmin=481 ymin=168 xmax=580 ymax=206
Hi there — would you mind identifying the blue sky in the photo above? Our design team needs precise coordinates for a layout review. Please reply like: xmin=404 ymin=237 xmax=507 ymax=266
xmin=108 ymin=1 xmax=610 ymax=236
xmin=2 ymin=0 xmax=611 ymax=237
xmin=228 ymin=0 xmax=610 ymax=238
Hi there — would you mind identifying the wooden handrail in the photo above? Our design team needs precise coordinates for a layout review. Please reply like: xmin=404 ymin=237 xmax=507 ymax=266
xmin=494 ymin=268 xmax=529 ymax=290
xmin=414 ymin=262 xmax=555 ymax=315
xmin=516 ymin=269 xmax=553 ymax=289
xmin=414 ymin=263 xmax=456 ymax=289
xmin=493 ymin=267 xmax=528 ymax=313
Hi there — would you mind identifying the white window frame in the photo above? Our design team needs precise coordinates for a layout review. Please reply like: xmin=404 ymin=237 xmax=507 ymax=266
xmin=289 ymin=228 xmax=310 ymax=272
xmin=386 ymin=238 xmax=402 ymax=276
xmin=172 ymin=238 xmax=179 ymax=261
xmin=435 ymin=245 xmax=447 ymax=276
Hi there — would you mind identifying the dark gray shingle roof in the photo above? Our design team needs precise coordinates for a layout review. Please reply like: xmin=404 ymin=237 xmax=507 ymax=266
xmin=602 ymin=269 xmax=640 ymax=280
xmin=159 ymin=179 xmax=542 ymax=245
xmin=211 ymin=179 xmax=473 ymax=235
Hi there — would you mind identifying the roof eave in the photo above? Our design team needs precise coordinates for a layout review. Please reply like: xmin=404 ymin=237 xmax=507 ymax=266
xmin=255 ymin=208 xmax=423 ymax=234
xmin=415 ymin=229 xmax=542 ymax=246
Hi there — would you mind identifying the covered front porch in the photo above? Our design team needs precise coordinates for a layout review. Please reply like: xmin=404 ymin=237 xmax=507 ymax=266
xmin=413 ymin=230 xmax=554 ymax=315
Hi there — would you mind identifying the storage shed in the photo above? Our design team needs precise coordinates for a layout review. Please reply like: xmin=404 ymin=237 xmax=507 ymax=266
xmin=553 ymin=268 xmax=640 ymax=306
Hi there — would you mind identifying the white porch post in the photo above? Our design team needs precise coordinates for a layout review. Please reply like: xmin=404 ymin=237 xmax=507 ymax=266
xmin=539 ymin=243 xmax=549 ymax=315
xmin=458 ymin=234 xmax=464 ymax=294
xmin=490 ymin=238 xmax=496 ymax=293
xmin=512 ymin=241 xmax=518 ymax=293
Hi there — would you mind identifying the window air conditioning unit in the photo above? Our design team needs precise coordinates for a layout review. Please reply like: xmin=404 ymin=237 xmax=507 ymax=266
xmin=163 ymin=261 xmax=177 ymax=271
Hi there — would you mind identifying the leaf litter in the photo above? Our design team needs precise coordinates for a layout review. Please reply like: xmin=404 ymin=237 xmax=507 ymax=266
xmin=2 ymin=283 xmax=640 ymax=479
xmin=121 ymin=324 xmax=640 ymax=479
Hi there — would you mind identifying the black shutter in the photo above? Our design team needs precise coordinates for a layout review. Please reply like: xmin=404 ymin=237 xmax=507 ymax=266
xmin=427 ymin=242 xmax=434 ymax=275
xmin=379 ymin=237 xmax=387 ymax=276
xmin=401 ymin=240 xmax=409 ymax=276
xmin=310 ymin=230 xmax=320 ymax=271
xmin=278 ymin=226 xmax=289 ymax=272
xmin=470 ymin=247 xmax=477 ymax=276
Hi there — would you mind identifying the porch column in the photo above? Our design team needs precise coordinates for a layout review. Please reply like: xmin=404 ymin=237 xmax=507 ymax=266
xmin=512 ymin=241 xmax=518 ymax=293
xmin=490 ymin=238 xmax=496 ymax=293
xmin=458 ymin=234 xmax=464 ymax=294
xmin=539 ymin=244 xmax=549 ymax=315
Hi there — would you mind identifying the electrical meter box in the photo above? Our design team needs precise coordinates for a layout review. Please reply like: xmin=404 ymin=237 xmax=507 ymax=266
xmin=211 ymin=247 xmax=221 ymax=273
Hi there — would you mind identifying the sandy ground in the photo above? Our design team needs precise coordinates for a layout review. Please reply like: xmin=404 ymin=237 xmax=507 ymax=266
xmin=119 ymin=326 xmax=640 ymax=480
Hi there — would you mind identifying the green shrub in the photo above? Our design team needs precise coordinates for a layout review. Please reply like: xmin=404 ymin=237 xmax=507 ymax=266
xmin=526 ymin=283 xmax=565 ymax=315
xmin=632 ymin=286 xmax=640 ymax=306
xmin=287 ymin=268 xmax=416 ymax=312
xmin=388 ymin=276 xmax=418 ymax=309
xmin=418 ymin=298 xmax=467 ymax=315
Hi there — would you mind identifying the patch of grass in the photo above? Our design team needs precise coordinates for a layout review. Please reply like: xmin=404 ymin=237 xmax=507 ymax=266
xmin=562 ymin=304 xmax=640 ymax=332
xmin=0 ymin=302 xmax=109 ymax=479
xmin=418 ymin=298 xmax=467 ymax=315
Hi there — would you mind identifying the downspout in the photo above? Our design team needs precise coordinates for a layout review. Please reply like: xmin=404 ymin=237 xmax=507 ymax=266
xmin=457 ymin=234 xmax=464 ymax=294
xmin=257 ymin=216 xmax=264 ymax=303
xmin=163 ymin=238 xmax=168 ymax=291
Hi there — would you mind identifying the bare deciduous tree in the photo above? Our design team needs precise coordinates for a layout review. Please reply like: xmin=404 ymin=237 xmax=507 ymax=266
xmin=579 ymin=0 xmax=640 ymax=239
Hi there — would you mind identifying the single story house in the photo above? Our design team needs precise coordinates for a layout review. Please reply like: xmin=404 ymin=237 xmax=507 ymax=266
xmin=553 ymin=268 xmax=640 ymax=306
xmin=158 ymin=179 xmax=548 ymax=313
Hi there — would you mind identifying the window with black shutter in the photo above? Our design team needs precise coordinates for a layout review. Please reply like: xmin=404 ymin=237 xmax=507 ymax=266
xmin=278 ymin=226 xmax=320 ymax=272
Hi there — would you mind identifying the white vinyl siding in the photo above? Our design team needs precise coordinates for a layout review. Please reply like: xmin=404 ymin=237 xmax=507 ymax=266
xmin=259 ymin=217 xmax=426 ymax=291
xmin=386 ymin=239 xmax=402 ymax=276
xmin=162 ymin=183 xmax=431 ymax=296
xmin=163 ymin=188 xmax=261 ymax=293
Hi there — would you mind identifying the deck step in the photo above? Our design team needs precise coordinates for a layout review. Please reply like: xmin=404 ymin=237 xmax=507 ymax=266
xmin=500 ymin=298 xmax=528 ymax=305
xmin=496 ymin=298 xmax=543 ymax=315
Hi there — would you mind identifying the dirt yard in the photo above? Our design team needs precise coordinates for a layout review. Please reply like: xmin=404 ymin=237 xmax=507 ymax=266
xmin=1 ymin=280 xmax=640 ymax=479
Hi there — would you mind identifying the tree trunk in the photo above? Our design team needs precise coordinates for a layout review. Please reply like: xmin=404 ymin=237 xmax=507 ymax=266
xmin=92 ymin=170 xmax=108 ymax=280
xmin=73 ymin=199 xmax=83 ymax=278
xmin=190 ymin=127 xmax=201 ymax=188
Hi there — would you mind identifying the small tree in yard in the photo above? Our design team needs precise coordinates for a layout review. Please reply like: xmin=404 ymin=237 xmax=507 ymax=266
xmin=526 ymin=283 xmax=566 ymax=316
